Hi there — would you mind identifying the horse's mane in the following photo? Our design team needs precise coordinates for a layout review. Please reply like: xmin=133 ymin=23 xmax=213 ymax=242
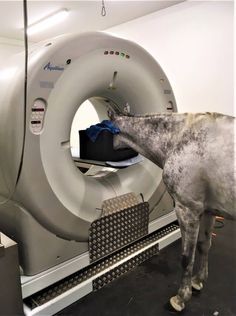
xmin=121 ymin=112 xmax=229 ymax=119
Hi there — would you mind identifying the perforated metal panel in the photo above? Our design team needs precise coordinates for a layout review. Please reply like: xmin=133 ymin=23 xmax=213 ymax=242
xmin=93 ymin=244 xmax=159 ymax=290
xmin=89 ymin=201 xmax=149 ymax=262
xmin=101 ymin=192 xmax=139 ymax=216
xmin=23 ymin=223 xmax=179 ymax=310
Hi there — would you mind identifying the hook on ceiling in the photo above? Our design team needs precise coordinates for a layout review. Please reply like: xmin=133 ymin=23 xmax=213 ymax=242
xmin=101 ymin=0 xmax=106 ymax=17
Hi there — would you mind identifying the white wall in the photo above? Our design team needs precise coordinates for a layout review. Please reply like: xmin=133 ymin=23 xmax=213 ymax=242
xmin=70 ymin=100 xmax=99 ymax=152
xmin=107 ymin=1 xmax=234 ymax=116
xmin=1 ymin=2 xmax=233 ymax=153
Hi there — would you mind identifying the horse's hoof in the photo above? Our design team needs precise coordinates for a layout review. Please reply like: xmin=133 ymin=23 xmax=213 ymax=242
xmin=191 ymin=278 xmax=203 ymax=291
xmin=170 ymin=295 xmax=185 ymax=312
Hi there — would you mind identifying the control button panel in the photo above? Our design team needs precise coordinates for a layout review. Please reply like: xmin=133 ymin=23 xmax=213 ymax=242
xmin=30 ymin=98 xmax=46 ymax=135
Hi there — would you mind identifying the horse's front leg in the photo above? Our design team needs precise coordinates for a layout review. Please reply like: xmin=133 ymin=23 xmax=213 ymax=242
xmin=192 ymin=211 xmax=215 ymax=291
xmin=170 ymin=203 xmax=200 ymax=312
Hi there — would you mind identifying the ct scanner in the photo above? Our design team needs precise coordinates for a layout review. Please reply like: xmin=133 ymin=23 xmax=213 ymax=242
xmin=0 ymin=32 xmax=179 ymax=314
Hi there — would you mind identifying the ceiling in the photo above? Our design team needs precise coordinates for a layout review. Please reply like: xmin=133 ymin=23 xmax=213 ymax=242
xmin=0 ymin=1 xmax=184 ymax=43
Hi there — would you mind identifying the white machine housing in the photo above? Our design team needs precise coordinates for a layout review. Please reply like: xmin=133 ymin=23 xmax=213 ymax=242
xmin=0 ymin=32 xmax=177 ymax=275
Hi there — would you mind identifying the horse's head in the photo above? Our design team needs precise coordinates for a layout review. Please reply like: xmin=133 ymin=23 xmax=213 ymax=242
xmin=107 ymin=104 xmax=132 ymax=150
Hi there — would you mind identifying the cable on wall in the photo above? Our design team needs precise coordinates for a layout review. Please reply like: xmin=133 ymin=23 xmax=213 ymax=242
xmin=16 ymin=0 xmax=29 ymax=185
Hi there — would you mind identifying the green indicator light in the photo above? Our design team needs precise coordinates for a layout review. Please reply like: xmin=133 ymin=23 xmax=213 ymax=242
xmin=121 ymin=53 xmax=125 ymax=57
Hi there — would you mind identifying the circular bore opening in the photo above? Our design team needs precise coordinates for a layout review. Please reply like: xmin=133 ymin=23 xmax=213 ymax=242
xmin=70 ymin=97 xmax=121 ymax=177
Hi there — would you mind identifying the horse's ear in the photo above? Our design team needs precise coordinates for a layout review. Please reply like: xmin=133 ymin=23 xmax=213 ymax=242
xmin=107 ymin=108 xmax=115 ymax=120
xmin=123 ymin=103 xmax=131 ymax=115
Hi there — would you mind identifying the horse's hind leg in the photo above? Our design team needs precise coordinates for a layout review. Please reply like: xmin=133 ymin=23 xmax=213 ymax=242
xmin=170 ymin=202 xmax=201 ymax=312
xmin=192 ymin=211 xmax=215 ymax=291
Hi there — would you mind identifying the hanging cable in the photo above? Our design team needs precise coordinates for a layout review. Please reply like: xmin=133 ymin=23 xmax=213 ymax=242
xmin=16 ymin=0 xmax=28 ymax=185
xmin=101 ymin=0 xmax=106 ymax=16
xmin=0 ymin=0 xmax=28 ymax=205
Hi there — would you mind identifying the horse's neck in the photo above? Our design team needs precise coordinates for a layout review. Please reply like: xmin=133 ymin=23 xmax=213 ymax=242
xmin=117 ymin=113 xmax=187 ymax=167
xmin=120 ymin=113 xmax=187 ymax=146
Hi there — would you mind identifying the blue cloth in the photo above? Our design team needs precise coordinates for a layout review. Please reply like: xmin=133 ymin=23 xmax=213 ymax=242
xmin=86 ymin=120 xmax=120 ymax=142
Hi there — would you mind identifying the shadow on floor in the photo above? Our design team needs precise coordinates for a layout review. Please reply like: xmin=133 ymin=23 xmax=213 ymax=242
xmin=57 ymin=220 xmax=236 ymax=316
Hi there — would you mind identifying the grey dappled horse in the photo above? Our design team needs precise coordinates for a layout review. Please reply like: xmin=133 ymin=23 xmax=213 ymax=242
xmin=108 ymin=109 xmax=236 ymax=312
